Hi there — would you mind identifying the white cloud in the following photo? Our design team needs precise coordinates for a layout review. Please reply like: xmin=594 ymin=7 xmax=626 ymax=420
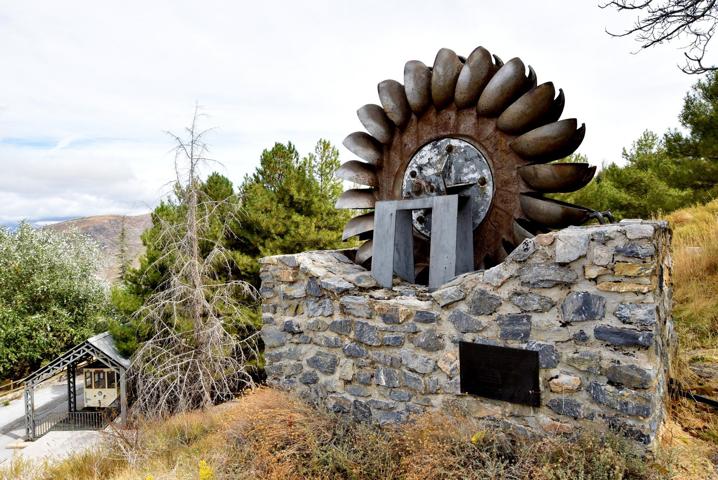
xmin=0 ymin=0 xmax=700 ymax=223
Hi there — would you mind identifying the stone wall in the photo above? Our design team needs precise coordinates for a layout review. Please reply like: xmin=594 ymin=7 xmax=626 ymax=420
xmin=259 ymin=220 xmax=674 ymax=446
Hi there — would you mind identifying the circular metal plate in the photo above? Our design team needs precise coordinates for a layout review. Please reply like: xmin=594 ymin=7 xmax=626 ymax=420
xmin=401 ymin=137 xmax=494 ymax=238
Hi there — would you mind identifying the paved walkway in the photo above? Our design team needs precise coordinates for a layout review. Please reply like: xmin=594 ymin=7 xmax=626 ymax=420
xmin=0 ymin=376 xmax=102 ymax=465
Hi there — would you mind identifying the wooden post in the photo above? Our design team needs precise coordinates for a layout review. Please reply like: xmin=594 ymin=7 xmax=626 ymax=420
xmin=119 ymin=368 xmax=127 ymax=426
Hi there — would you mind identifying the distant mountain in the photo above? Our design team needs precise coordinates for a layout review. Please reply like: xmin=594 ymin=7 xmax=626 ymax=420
xmin=45 ymin=214 xmax=152 ymax=282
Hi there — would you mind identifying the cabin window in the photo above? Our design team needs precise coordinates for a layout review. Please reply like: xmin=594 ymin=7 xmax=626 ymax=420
xmin=107 ymin=370 xmax=116 ymax=388
xmin=94 ymin=370 xmax=106 ymax=389
xmin=85 ymin=370 xmax=92 ymax=388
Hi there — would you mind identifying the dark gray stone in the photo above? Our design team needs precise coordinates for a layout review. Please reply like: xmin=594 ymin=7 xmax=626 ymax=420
xmin=313 ymin=335 xmax=342 ymax=348
xmin=510 ymin=292 xmax=555 ymax=313
xmin=307 ymin=351 xmax=338 ymax=374
xmin=349 ymin=273 xmax=377 ymax=288
xmin=567 ymin=350 xmax=601 ymax=374
xmin=519 ymin=264 xmax=578 ymax=288
xmin=431 ymin=285 xmax=466 ymax=307
xmin=509 ymin=238 xmax=536 ymax=261
xmin=290 ymin=334 xmax=312 ymax=344
xmin=352 ymin=399 xmax=372 ymax=422
xmin=320 ymin=275 xmax=354 ymax=293
xmin=281 ymin=283 xmax=306 ymax=299
xmin=497 ymin=314 xmax=532 ymax=341
xmin=426 ymin=377 xmax=440 ymax=394
xmin=448 ymin=309 xmax=485 ymax=333
xmin=527 ymin=341 xmax=560 ymax=368
xmin=369 ymin=351 xmax=402 ymax=368
xmin=573 ymin=330 xmax=590 ymax=343
xmin=547 ymin=398 xmax=594 ymax=420
xmin=342 ymin=342 xmax=368 ymax=358
xmin=414 ymin=310 xmax=438 ymax=323
xmin=377 ymin=323 xmax=419 ymax=333
xmin=467 ymin=288 xmax=502 ymax=315
xmin=606 ymin=364 xmax=654 ymax=389
xmin=283 ymin=319 xmax=303 ymax=334
xmin=402 ymin=371 xmax=425 ymax=392
xmin=587 ymin=382 xmax=653 ymax=417
xmin=355 ymin=321 xmax=382 ymax=346
xmin=298 ymin=371 xmax=319 ymax=385
xmin=355 ymin=370 xmax=373 ymax=385
xmin=375 ymin=411 xmax=407 ymax=425
xmin=265 ymin=347 xmax=302 ymax=363
xmin=374 ymin=367 xmax=401 ymax=388
xmin=261 ymin=327 xmax=289 ymax=348
xmin=378 ymin=307 xmax=401 ymax=325
xmin=561 ymin=292 xmax=606 ymax=322
xmin=284 ymin=363 xmax=303 ymax=376
xmin=390 ymin=389 xmax=412 ymax=402
xmin=259 ymin=285 xmax=275 ymax=299
xmin=277 ymin=255 xmax=298 ymax=267
xmin=328 ymin=395 xmax=352 ymax=413
xmin=346 ymin=384 xmax=371 ymax=397
xmin=411 ymin=329 xmax=445 ymax=352
xmin=329 ymin=319 xmax=353 ymax=335
xmin=615 ymin=243 xmax=655 ymax=258
xmin=306 ymin=277 xmax=322 ymax=297
xmin=594 ymin=325 xmax=654 ymax=348
xmin=382 ymin=334 xmax=405 ymax=347
xmin=340 ymin=296 xmax=373 ymax=318
xmin=367 ymin=399 xmax=395 ymax=411
xmin=306 ymin=298 xmax=334 ymax=317
xmin=306 ymin=319 xmax=328 ymax=332
xmin=604 ymin=416 xmax=651 ymax=445
xmin=400 ymin=350 xmax=436 ymax=374
xmin=262 ymin=314 xmax=275 ymax=325
xmin=614 ymin=303 xmax=657 ymax=327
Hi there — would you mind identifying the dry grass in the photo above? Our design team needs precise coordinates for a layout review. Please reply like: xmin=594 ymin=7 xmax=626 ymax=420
xmin=1 ymin=388 xmax=682 ymax=480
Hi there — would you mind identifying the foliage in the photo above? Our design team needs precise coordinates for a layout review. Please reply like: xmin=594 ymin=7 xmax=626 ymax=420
xmin=1 ymin=388 xmax=686 ymax=480
xmin=230 ymin=139 xmax=352 ymax=284
xmin=0 ymin=223 xmax=107 ymax=379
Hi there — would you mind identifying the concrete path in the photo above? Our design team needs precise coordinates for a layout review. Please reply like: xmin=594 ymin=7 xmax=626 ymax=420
xmin=0 ymin=376 xmax=102 ymax=465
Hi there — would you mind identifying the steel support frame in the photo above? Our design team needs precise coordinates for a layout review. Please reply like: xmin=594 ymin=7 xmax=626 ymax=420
xmin=24 ymin=341 xmax=128 ymax=441
xmin=372 ymin=194 xmax=473 ymax=290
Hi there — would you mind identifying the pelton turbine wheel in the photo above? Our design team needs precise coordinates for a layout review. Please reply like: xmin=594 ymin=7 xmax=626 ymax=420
xmin=336 ymin=46 xmax=597 ymax=278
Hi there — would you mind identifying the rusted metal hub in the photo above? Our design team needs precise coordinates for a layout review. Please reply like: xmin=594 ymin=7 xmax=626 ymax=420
xmin=401 ymin=137 xmax=494 ymax=238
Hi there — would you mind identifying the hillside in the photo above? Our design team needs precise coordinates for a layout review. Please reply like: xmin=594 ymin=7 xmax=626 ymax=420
xmin=44 ymin=214 xmax=152 ymax=282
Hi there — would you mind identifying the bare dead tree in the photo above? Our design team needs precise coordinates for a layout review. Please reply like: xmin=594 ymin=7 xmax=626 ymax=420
xmin=130 ymin=107 xmax=258 ymax=418
xmin=601 ymin=0 xmax=718 ymax=74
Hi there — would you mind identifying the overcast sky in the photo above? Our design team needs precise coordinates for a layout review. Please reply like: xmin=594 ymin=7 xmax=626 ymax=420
xmin=0 ymin=1 xmax=702 ymax=225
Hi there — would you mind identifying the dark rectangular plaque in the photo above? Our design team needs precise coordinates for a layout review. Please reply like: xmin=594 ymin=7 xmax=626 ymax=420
xmin=459 ymin=342 xmax=540 ymax=407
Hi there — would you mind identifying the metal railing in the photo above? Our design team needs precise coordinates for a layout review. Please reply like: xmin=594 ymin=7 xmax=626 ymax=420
xmin=34 ymin=410 xmax=109 ymax=438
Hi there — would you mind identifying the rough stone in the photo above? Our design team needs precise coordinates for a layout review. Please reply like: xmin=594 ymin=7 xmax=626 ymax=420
xmin=307 ymin=351 xmax=338 ymax=374
xmin=549 ymin=374 xmax=581 ymax=393
xmin=354 ymin=321 xmax=382 ymax=346
xmin=527 ymin=341 xmax=560 ymax=368
xmin=414 ymin=310 xmax=438 ymax=323
xmin=566 ymin=350 xmax=601 ymax=374
xmin=306 ymin=319 xmax=328 ymax=332
xmin=346 ymin=384 xmax=371 ymax=397
xmin=346 ymin=272 xmax=377 ymax=288
xmin=614 ymin=303 xmax=657 ymax=327
xmin=355 ymin=370 xmax=373 ymax=385
xmin=262 ymin=314 xmax=275 ymax=325
xmin=483 ymin=263 xmax=515 ymax=287
xmin=306 ymin=298 xmax=334 ymax=317
xmin=519 ymin=264 xmax=577 ymax=288
xmin=606 ymin=364 xmax=654 ymax=389
xmin=584 ymin=265 xmax=610 ymax=279
xmin=313 ymin=335 xmax=342 ymax=348
xmin=497 ymin=314 xmax=532 ymax=341
xmin=589 ymin=244 xmax=613 ymax=266
xmin=510 ymin=292 xmax=555 ymax=313
xmin=448 ymin=309 xmax=486 ymax=333
xmin=320 ymin=275 xmax=354 ymax=293
xmin=411 ymin=329 xmax=445 ymax=352
xmin=328 ymin=395 xmax=352 ymax=413
xmin=401 ymin=350 xmax=436 ymax=374
xmin=382 ymin=334 xmax=405 ymax=347
xmin=468 ymin=289 xmax=502 ymax=315
xmin=338 ymin=359 xmax=354 ymax=381
xmin=329 ymin=319 xmax=353 ymax=335
xmin=340 ymin=296 xmax=373 ymax=318
xmin=367 ymin=399 xmax=395 ymax=411
xmin=283 ymin=319 xmax=303 ymax=334
xmin=306 ymin=277 xmax=322 ymax=297
xmin=261 ymin=327 xmax=289 ymax=348
xmin=352 ymin=399 xmax=372 ymax=422
xmin=369 ymin=351 xmax=402 ymax=368
xmin=615 ymin=243 xmax=656 ymax=259
xmin=431 ymin=286 xmax=466 ymax=307
xmin=389 ymin=389 xmax=412 ymax=402
xmin=299 ymin=371 xmax=319 ymax=385
xmin=265 ymin=347 xmax=302 ymax=363
xmin=624 ymin=223 xmax=654 ymax=240
xmin=561 ymin=292 xmax=606 ymax=323
xmin=402 ymin=371 xmax=425 ymax=392
xmin=614 ymin=262 xmax=654 ymax=277
xmin=572 ymin=330 xmax=590 ymax=343
xmin=555 ymin=231 xmax=590 ymax=263
xmin=342 ymin=342 xmax=368 ymax=358
xmin=374 ymin=367 xmax=401 ymax=388
xmin=587 ymin=382 xmax=653 ymax=417
xmin=597 ymin=282 xmax=652 ymax=293
xmin=437 ymin=352 xmax=459 ymax=377
xmin=547 ymin=398 xmax=594 ymax=420
xmin=281 ymin=283 xmax=306 ymax=299
xmin=508 ymin=238 xmax=536 ymax=261
xmin=594 ymin=325 xmax=654 ymax=348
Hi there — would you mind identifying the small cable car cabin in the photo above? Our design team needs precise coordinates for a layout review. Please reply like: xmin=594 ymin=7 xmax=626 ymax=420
xmin=83 ymin=360 xmax=119 ymax=408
